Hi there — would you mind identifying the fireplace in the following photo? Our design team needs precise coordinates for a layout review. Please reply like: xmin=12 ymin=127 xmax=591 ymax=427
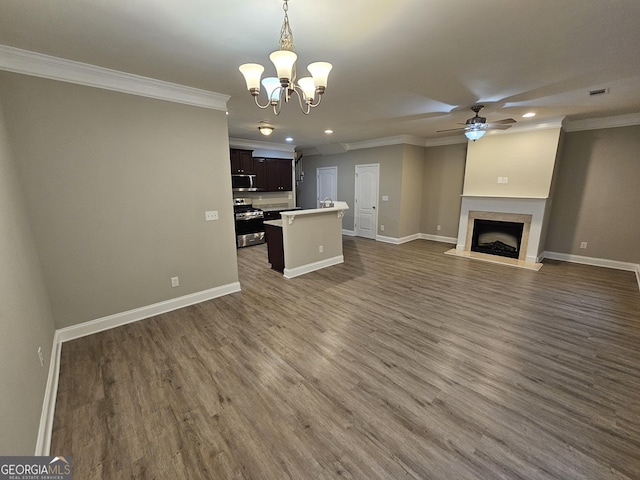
xmin=461 ymin=208 xmax=535 ymax=263
xmin=471 ymin=219 xmax=524 ymax=259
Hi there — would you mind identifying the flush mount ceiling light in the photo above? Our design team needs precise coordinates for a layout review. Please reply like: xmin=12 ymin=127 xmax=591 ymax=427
xmin=258 ymin=125 xmax=274 ymax=136
xmin=239 ymin=0 xmax=332 ymax=116
xmin=523 ymin=112 xmax=536 ymax=118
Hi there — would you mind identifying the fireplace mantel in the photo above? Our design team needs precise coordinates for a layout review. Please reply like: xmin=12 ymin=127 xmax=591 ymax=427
xmin=461 ymin=195 xmax=549 ymax=199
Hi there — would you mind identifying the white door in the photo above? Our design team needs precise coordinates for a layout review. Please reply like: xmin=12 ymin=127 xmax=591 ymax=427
xmin=317 ymin=166 xmax=337 ymax=208
xmin=354 ymin=164 xmax=379 ymax=239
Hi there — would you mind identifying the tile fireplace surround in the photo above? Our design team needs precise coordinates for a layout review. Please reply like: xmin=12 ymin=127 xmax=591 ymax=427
xmin=449 ymin=195 xmax=549 ymax=269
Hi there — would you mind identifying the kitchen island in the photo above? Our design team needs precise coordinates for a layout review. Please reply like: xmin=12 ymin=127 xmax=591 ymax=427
xmin=264 ymin=201 xmax=349 ymax=279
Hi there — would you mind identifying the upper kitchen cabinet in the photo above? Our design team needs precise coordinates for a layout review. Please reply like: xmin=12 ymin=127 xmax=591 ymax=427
xmin=253 ymin=157 xmax=267 ymax=191
xmin=230 ymin=148 xmax=254 ymax=174
xmin=266 ymin=158 xmax=293 ymax=192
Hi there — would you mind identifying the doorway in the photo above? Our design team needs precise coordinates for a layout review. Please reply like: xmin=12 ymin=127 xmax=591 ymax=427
xmin=354 ymin=164 xmax=379 ymax=239
xmin=317 ymin=166 xmax=337 ymax=208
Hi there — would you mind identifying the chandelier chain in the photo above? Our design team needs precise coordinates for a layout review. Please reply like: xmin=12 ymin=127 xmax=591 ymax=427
xmin=279 ymin=1 xmax=295 ymax=52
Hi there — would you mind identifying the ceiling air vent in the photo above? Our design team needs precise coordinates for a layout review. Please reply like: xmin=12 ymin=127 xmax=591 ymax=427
xmin=588 ymin=87 xmax=609 ymax=96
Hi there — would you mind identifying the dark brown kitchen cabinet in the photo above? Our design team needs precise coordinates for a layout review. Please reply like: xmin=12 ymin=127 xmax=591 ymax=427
xmin=264 ymin=223 xmax=284 ymax=272
xmin=266 ymin=158 xmax=293 ymax=192
xmin=252 ymin=157 xmax=267 ymax=191
xmin=230 ymin=148 xmax=253 ymax=174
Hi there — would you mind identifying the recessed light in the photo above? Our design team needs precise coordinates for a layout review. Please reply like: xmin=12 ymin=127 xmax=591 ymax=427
xmin=324 ymin=129 xmax=333 ymax=134
xmin=522 ymin=112 xmax=536 ymax=118
xmin=285 ymin=137 xmax=294 ymax=142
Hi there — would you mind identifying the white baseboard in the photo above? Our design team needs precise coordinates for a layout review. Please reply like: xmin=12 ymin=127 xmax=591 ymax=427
xmin=376 ymin=234 xmax=420 ymax=244
xmin=35 ymin=281 xmax=241 ymax=455
xmin=341 ymin=229 xmax=356 ymax=236
xmin=419 ymin=233 xmax=457 ymax=244
xmin=57 ymin=282 xmax=240 ymax=343
xmin=542 ymin=251 xmax=640 ymax=292
xmin=376 ymin=233 xmax=456 ymax=245
xmin=35 ymin=331 xmax=62 ymax=456
xmin=284 ymin=255 xmax=344 ymax=279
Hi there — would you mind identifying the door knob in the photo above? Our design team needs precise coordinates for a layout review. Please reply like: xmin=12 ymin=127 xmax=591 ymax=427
xmin=372 ymin=206 xmax=376 ymax=209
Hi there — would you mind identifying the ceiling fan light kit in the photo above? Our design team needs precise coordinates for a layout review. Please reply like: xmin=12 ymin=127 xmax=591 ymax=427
xmin=465 ymin=127 xmax=487 ymax=141
xmin=438 ymin=105 xmax=516 ymax=141
xmin=239 ymin=0 xmax=332 ymax=116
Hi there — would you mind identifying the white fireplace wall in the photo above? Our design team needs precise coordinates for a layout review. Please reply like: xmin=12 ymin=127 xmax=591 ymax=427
xmin=456 ymin=123 xmax=563 ymax=263
xmin=463 ymin=127 xmax=562 ymax=198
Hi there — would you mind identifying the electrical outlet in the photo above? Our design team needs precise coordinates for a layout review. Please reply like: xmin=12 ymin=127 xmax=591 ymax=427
xmin=319 ymin=245 xmax=324 ymax=253
xmin=37 ymin=347 xmax=44 ymax=367
xmin=205 ymin=210 xmax=218 ymax=221
xmin=437 ymin=225 xmax=441 ymax=231
xmin=382 ymin=195 xmax=389 ymax=201
xmin=380 ymin=225 xmax=385 ymax=231
xmin=580 ymin=242 xmax=587 ymax=249
xmin=171 ymin=276 xmax=180 ymax=287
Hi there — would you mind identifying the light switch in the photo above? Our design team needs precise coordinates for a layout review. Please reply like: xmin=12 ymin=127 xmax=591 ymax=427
xmin=205 ymin=210 xmax=219 ymax=221
xmin=382 ymin=195 xmax=389 ymax=201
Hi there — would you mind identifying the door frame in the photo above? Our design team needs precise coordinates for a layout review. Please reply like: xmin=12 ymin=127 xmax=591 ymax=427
xmin=354 ymin=163 xmax=380 ymax=239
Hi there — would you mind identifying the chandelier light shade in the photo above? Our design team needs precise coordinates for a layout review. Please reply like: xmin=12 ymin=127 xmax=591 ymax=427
xmin=239 ymin=0 xmax=332 ymax=115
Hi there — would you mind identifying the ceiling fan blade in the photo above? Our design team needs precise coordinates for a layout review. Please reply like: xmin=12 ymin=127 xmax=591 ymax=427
xmin=489 ymin=118 xmax=516 ymax=125
xmin=489 ymin=124 xmax=513 ymax=130
xmin=436 ymin=126 xmax=468 ymax=133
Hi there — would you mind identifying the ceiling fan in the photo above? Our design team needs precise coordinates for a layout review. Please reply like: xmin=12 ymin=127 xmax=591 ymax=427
xmin=437 ymin=105 xmax=516 ymax=140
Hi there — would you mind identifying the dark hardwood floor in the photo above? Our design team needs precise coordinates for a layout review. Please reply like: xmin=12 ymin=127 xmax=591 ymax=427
xmin=51 ymin=237 xmax=640 ymax=479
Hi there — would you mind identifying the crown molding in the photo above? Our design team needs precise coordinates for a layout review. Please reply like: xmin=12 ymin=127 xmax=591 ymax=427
xmin=0 ymin=45 xmax=229 ymax=110
xmin=563 ymin=112 xmax=640 ymax=132
xmin=345 ymin=135 xmax=426 ymax=151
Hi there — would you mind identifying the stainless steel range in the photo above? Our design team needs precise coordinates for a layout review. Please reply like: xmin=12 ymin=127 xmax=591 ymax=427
xmin=233 ymin=198 xmax=265 ymax=247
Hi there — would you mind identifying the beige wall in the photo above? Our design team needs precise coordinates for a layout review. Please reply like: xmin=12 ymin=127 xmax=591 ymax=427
xmin=464 ymin=128 xmax=562 ymax=198
xmin=0 ymin=91 xmax=56 ymax=454
xmin=1 ymin=72 xmax=238 ymax=328
xmin=298 ymin=145 xmax=405 ymax=237
xmin=398 ymin=145 xmax=425 ymax=238
xmin=546 ymin=126 xmax=640 ymax=263
xmin=420 ymin=143 xmax=467 ymax=238
xmin=282 ymin=213 xmax=344 ymax=269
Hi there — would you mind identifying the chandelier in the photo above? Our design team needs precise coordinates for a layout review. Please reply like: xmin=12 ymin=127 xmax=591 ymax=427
xmin=239 ymin=0 xmax=332 ymax=115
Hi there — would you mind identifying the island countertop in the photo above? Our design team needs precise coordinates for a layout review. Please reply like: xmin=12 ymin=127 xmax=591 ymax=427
xmin=264 ymin=219 xmax=283 ymax=227
xmin=279 ymin=201 xmax=349 ymax=222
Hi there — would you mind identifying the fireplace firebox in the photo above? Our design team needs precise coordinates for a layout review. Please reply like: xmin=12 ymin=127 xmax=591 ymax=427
xmin=471 ymin=219 xmax=524 ymax=259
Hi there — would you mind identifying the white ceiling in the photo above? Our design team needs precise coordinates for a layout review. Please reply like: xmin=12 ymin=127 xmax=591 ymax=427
xmin=1 ymin=0 xmax=640 ymax=150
